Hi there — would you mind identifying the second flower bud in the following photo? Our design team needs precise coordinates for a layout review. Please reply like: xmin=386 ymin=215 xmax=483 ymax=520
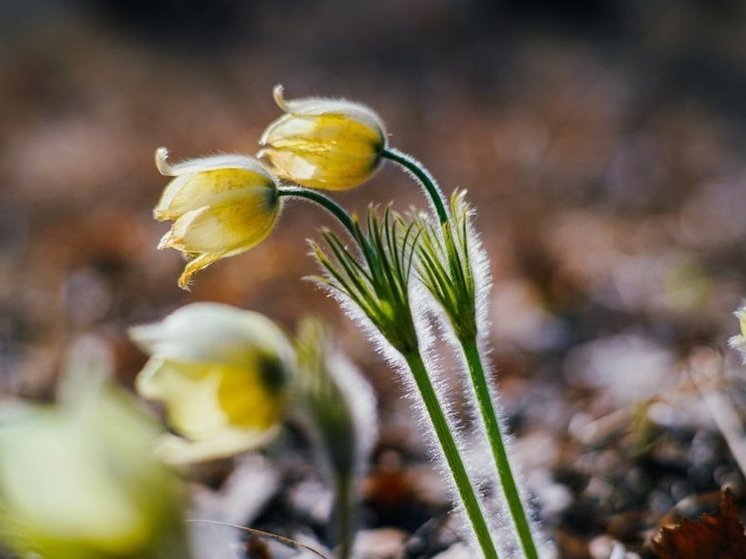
xmin=259 ymin=85 xmax=387 ymax=191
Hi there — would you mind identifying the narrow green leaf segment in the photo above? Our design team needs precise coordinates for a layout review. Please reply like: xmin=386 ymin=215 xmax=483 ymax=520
xmin=404 ymin=351 xmax=499 ymax=559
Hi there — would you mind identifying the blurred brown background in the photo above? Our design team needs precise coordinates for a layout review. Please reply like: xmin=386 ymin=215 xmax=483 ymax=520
xmin=2 ymin=0 xmax=745 ymax=388
xmin=2 ymin=1 xmax=746 ymax=553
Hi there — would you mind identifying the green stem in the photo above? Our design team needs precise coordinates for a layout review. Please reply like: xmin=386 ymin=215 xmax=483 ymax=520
xmin=460 ymin=337 xmax=540 ymax=559
xmin=333 ymin=473 xmax=354 ymax=559
xmin=382 ymin=148 xmax=449 ymax=224
xmin=403 ymin=351 xmax=499 ymax=559
xmin=278 ymin=186 xmax=357 ymax=238
xmin=385 ymin=148 xmax=540 ymax=555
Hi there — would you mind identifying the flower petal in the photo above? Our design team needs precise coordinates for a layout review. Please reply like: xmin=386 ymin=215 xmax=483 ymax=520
xmin=177 ymin=253 xmax=223 ymax=289
xmin=260 ymin=113 xmax=383 ymax=155
xmin=270 ymin=84 xmax=385 ymax=134
xmin=135 ymin=359 xmax=284 ymax=451
xmin=154 ymin=167 xmax=275 ymax=222
xmin=0 ymin=411 xmax=148 ymax=551
xmin=155 ymin=148 xmax=272 ymax=178
xmin=154 ymin=428 xmax=278 ymax=464
xmin=135 ymin=359 xmax=229 ymax=441
xmin=260 ymin=113 xmax=383 ymax=190
xmin=130 ymin=303 xmax=294 ymax=370
xmin=260 ymin=146 xmax=380 ymax=190
xmin=160 ymin=191 xmax=278 ymax=255
xmin=259 ymin=95 xmax=385 ymax=190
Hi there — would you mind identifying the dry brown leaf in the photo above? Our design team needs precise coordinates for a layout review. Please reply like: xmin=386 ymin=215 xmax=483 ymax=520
xmin=652 ymin=489 xmax=746 ymax=559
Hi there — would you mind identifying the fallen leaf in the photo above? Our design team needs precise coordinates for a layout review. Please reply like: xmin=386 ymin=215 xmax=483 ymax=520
xmin=652 ymin=489 xmax=746 ymax=559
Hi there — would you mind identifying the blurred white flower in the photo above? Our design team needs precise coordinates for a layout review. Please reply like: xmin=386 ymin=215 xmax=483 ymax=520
xmin=0 ymin=378 xmax=189 ymax=559
xmin=130 ymin=302 xmax=294 ymax=464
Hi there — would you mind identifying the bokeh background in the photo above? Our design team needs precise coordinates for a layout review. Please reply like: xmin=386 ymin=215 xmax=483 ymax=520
xmin=2 ymin=1 xmax=746 ymax=556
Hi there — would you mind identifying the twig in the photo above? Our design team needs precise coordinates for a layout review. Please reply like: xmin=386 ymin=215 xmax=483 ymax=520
xmin=186 ymin=519 xmax=331 ymax=559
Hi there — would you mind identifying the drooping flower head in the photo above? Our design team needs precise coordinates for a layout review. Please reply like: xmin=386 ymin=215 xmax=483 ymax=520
xmin=130 ymin=303 xmax=294 ymax=464
xmin=0 ymin=378 xmax=189 ymax=559
xmin=259 ymin=85 xmax=387 ymax=191
xmin=154 ymin=148 xmax=280 ymax=289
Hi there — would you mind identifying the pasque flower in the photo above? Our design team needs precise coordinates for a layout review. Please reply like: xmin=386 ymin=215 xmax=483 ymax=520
xmin=154 ymin=148 xmax=280 ymax=289
xmin=259 ymin=85 xmax=387 ymax=190
xmin=130 ymin=303 xmax=294 ymax=464
xmin=0 ymin=378 xmax=189 ymax=559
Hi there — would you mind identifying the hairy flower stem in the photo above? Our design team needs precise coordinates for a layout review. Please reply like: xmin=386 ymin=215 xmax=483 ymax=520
xmin=387 ymin=150 xmax=542 ymax=558
xmin=404 ymin=351 xmax=499 ymax=559
xmin=382 ymin=148 xmax=449 ymax=225
xmin=278 ymin=186 xmax=358 ymax=239
xmin=281 ymin=184 xmax=499 ymax=555
xmin=461 ymin=337 xmax=539 ymax=559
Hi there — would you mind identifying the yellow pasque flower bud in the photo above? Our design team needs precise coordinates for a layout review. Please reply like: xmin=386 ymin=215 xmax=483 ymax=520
xmin=154 ymin=148 xmax=280 ymax=289
xmin=0 ymin=379 xmax=189 ymax=559
xmin=258 ymin=84 xmax=387 ymax=190
xmin=130 ymin=303 xmax=294 ymax=464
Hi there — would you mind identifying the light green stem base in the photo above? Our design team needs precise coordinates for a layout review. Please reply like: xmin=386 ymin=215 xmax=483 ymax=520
xmin=404 ymin=351 xmax=499 ymax=559
xmin=461 ymin=337 xmax=540 ymax=559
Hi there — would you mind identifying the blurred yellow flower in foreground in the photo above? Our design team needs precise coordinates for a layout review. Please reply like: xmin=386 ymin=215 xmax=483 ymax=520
xmin=0 ymin=379 xmax=188 ymax=559
xmin=130 ymin=302 xmax=294 ymax=464
xmin=154 ymin=148 xmax=280 ymax=289
xmin=259 ymin=84 xmax=387 ymax=190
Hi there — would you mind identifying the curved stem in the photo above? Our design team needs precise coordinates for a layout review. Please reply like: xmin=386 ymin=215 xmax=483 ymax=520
xmin=403 ymin=351 xmax=499 ymax=559
xmin=461 ymin=337 xmax=540 ymax=559
xmin=382 ymin=148 xmax=449 ymax=224
xmin=278 ymin=186 xmax=357 ymax=238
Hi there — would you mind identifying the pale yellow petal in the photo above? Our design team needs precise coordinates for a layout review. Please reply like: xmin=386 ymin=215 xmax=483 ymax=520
xmin=178 ymin=253 xmax=223 ymax=289
xmin=260 ymin=146 xmax=380 ymax=190
xmin=0 ymin=412 xmax=148 ymax=552
xmin=136 ymin=360 xmax=228 ymax=441
xmin=0 ymin=382 xmax=186 ymax=558
xmin=154 ymin=427 xmax=278 ymax=464
xmin=155 ymin=148 xmax=272 ymax=178
xmin=260 ymin=111 xmax=384 ymax=190
xmin=216 ymin=362 xmax=286 ymax=430
xmin=164 ymin=193 xmax=278 ymax=255
xmin=136 ymin=358 xmax=284 ymax=442
xmin=269 ymin=85 xmax=385 ymax=134
xmin=130 ymin=303 xmax=294 ymax=370
xmin=154 ymin=168 xmax=275 ymax=221
xmin=262 ymin=113 xmax=383 ymax=154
